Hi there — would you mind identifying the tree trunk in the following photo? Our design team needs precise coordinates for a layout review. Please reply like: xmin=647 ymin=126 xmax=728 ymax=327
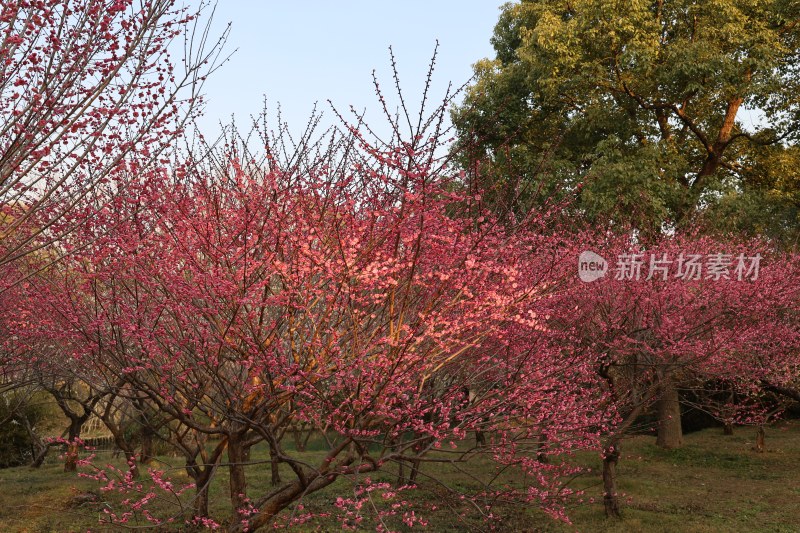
xmin=408 ymin=436 xmax=432 ymax=484
xmin=230 ymin=468 xmax=357 ymax=533
xmin=393 ymin=437 xmax=407 ymax=486
xmin=755 ymin=426 xmax=765 ymax=452
xmin=64 ymin=419 xmax=84 ymax=472
xmin=397 ymin=460 xmax=406 ymax=486
xmin=270 ymin=455 xmax=281 ymax=486
xmin=602 ymin=444 xmax=621 ymax=518
xmin=140 ymin=426 xmax=155 ymax=465
xmin=409 ymin=458 xmax=422 ymax=484
xmin=30 ymin=442 xmax=55 ymax=468
xmin=227 ymin=433 xmax=248 ymax=516
xmin=185 ymin=442 xmax=225 ymax=520
xmin=25 ymin=417 xmax=51 ymax=468
xmin=121 ymin=450 xmax=139 ymax=479
xmin=723 ymin=422 xmax=734 ymax=435
xmin=107 ymin=430 xmax=140 ymax=478
xmin=267 ymin=442 xmax=281 ymax=486
xmin=536 ymin=433 xmax=549 ymax=464
xmin=301 ymin=428 xmax=313 ymax=451
xmin=475 ymin=430 xmax=486 ymax=448
xmin=292 ymin=425 xmax=307 ymax=452
xmin=194 ymin=468 xmax=212 ymax=518
xmin=656 ymin=376 xmax=683 ymax=449
xmin=64 ymin=442 xmax=80 ymax=472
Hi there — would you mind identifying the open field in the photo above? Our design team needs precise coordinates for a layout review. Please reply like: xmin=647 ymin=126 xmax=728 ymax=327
xmin=1 ymin=421 xmax=799 ymax=532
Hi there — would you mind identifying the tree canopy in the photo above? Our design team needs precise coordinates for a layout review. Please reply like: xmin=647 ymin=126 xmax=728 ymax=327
xmin=453 ymin=0 xmax=800 ymax=242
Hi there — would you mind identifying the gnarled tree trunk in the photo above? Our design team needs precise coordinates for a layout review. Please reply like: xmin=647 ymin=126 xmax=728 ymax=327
xmin=228 ymin=432 xmax=249 ymax=516
xmin=656 ymin=375 xmax=683 ymax=449
xmin=64 ymin=418 xmax=85 ymax=472
xmin=602 ymin=444 xmax=621 ymax=518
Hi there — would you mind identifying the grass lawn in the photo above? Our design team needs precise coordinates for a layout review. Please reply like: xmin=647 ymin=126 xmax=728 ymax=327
xmin=1 ymin=421 xmax=799 ymax=532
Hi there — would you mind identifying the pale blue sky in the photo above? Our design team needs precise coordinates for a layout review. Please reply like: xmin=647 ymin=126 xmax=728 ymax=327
xmin=195 ymin=2 xmax=508 ymax=139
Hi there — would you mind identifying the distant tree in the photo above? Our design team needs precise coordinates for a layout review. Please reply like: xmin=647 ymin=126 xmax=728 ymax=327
xmin=452 ymin=0 xmax=800 ymax=239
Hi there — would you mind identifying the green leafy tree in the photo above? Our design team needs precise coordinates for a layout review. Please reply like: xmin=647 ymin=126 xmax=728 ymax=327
xmin=453 ymin=0 xmax=800 ymax=240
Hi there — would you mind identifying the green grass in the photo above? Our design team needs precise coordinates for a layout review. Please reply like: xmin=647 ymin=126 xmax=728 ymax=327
xmin=2 ymin=422 xmax=800 ymax=532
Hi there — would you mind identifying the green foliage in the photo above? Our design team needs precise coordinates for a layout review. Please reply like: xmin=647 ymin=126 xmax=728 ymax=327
xmin=453 ymin=0 xmax=800 ymax=240
xmin=0 ymin=395 xmax=45 ymax=468
xmin=707 ymin=144 xmax=800 ymax=246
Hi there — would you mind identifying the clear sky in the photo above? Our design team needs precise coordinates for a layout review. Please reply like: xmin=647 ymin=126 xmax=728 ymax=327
xmin=194 ymin=2 xmax=509 ymax=140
